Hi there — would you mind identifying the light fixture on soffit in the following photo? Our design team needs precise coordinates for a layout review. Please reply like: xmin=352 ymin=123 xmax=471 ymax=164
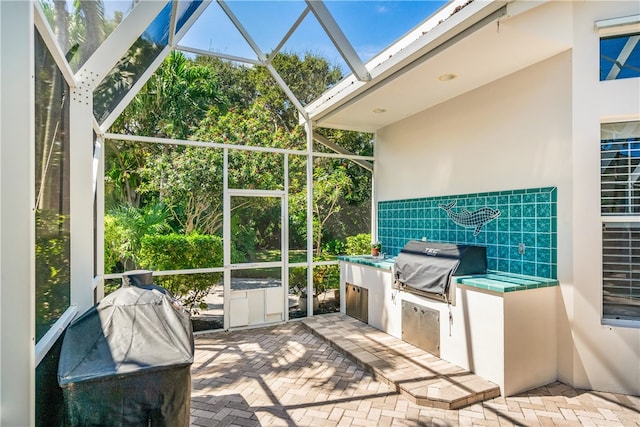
xmin=438 ymin=73 xmax=457 ymax=81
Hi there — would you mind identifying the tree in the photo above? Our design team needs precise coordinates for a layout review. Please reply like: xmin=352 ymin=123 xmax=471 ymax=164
xmin=140 ymin=101 xmax=304 ymax=236
xmin=106 ymin=51 xmax=228 ymax=209
xmin=290 ymin=160 xmax=352 ymax=255
xmin=105 ymin=50 xmax=372 ymax=270
xmin=113 ymin=50 xmax=228 ymax=139
xmin=248 ymin=52 xmax=343 ymax=131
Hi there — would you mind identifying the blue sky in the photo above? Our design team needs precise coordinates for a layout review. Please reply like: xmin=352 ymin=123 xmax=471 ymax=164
xmin=178 ymin=1 xmax=449 ymax=71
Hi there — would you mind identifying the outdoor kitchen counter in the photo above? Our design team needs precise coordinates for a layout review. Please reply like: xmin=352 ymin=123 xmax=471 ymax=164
xmin=338 ymin=256 xmax=559 ymax=396
xmin=338 ymin=255 xmax=559 ymax=292
xmin=337 ymin=255 xmax=395 ymax=270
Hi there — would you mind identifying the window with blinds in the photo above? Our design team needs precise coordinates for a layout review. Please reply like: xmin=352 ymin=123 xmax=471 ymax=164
xmin=601 ymin=121 xmax=640 ymax=322
xmin=602 ymin=223 xmax=640 ymax=320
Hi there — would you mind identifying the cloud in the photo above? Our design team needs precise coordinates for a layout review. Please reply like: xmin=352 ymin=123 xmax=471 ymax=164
xmin=375 ymin=5 xmax=389 ymax=14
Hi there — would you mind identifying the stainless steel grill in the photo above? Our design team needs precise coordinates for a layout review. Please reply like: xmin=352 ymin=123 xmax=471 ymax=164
xmin=393 ymin=241 xmax=487 ymax=302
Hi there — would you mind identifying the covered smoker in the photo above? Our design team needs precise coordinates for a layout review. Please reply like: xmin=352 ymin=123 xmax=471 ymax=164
xmin=57 ymin=274 xmax=194 ymax=426
xmin=394 ymin=240 xmax=487 ymax=301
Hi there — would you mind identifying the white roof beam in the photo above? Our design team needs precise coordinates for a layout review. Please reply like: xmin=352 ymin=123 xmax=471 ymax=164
xmin=168 ymin=0 xmax=179 ymax=47
xmin=217 ymin=0 xmax=308 ymax=119
xmin=217 ymin=0 xmax=268 ymax=63
xmin=33 ymin=2 xmax=77 ymax=89
xmin=268 ymin=7 xmax=311 ymax=63
xmin=313 ymin=131 xmax=373 ymax=172
xmin=306 ymin=0 xmax=371 ymax=82
xmin=175 ymin=45 xmax=262 ymax=66
xmin=99 ymin=45 xmax=172 ymax=133
xmin=77 ymin=0 xmax=169 ymax=90
xmin=605 ymin=35 xmax=640 ymax=80
xmin=173 ymin=0 xmax=212 ymax=45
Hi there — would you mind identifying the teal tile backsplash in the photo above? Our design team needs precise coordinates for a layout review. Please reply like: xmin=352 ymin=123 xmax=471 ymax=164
xmin=378 ymin=187 xmax=557 ymax=279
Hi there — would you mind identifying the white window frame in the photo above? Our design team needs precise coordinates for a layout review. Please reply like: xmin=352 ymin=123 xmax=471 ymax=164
xmin=596 ymin=15 xmax=640 ymax=82
xmin=600 ymin=119 xmax=640 ymax=328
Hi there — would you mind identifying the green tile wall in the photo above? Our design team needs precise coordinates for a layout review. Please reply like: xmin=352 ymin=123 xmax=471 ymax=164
xmin=378 ymin=187 xmax=557 ymax=279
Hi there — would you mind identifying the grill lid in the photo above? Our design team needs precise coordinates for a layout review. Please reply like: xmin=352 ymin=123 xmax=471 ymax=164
xmin=394 ymin=241 xmax=487 ymax=296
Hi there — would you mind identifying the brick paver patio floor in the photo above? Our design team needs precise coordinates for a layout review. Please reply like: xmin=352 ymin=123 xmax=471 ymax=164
xmin=190 ymin=322 xmax=640 ymax=427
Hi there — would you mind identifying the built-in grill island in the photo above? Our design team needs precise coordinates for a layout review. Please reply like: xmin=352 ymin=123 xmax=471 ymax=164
xmin=338 ymin=241 xmax=558 ymax=397
xmin=393 ymin=241 xmax=487 ymax=355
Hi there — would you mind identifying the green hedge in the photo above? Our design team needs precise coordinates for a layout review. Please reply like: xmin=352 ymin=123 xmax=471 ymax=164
xmin=139 ymin=233 xmax=223 ymax=312
xmin=345 ymin=233 xmax=372 ymax=255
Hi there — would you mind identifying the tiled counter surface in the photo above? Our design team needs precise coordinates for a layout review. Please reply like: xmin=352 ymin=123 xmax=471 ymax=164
xmin=338 ymin=255 xmax=559 ymax=396
xmin=337 ymin=255 xmax=395 ymax=270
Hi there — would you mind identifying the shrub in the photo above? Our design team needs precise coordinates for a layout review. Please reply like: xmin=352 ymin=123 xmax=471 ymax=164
xmin=345 ymin=233 xmax=372 ymax=255
xmin=322 ymin=239 xmax=346 ymax=255
xmin=138 ymin=233 xmax=223 ymax=312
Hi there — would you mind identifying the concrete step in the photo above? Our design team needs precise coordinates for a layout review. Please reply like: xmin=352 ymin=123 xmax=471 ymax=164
xmin=301 ymin=312 xmax=500 ymax=410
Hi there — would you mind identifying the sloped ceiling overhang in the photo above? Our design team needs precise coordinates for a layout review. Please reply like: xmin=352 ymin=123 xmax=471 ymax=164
xmin=306 ymin=0 xmax=574 ymax=133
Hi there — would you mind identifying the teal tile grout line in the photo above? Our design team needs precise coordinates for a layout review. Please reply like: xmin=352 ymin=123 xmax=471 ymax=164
xmin=378 ymin=187 xmax=557 ymax=279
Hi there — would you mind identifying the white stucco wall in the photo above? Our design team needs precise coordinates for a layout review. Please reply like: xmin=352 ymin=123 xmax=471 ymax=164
xmin=568 ymin=1 xmax=640 ymax=395
xmin=375 ymin=0 xmax=640 ymax=396
xmin=376 ymin=49 xmax=574 ymax=283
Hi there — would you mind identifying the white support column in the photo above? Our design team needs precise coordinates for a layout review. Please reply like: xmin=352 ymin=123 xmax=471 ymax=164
xmin=305 ymin=120 xmax=314 ymax=315
xmin=1 ymin=1 xmax=36 ymax=425
xmin=223 ymin=148 xmax=230 ymax=330
xmin=69 ymin=79 xmax=96 ymax=314
xmin=371 ymin=131 xmax=378 ymax=243
xmin=94 ymin=137 xmax=105 ymax=302
xmin=283 ymin=154 xmax=290 ymax=322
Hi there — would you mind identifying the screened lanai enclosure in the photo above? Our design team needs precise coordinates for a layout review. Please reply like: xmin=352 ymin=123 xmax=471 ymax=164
xmin=22 ymin=0 xmax=467 ymax=341
xmin=31 ymin=0 xmax=390 ymax=344
xmin=0 ymin=0 xmax=488 ymax=424
xmin=5 ymin=0 xmax=640 ymax=424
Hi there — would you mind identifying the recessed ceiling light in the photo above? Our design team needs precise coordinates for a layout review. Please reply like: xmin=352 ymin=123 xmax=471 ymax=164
xmin=373 ymin=108 xmax=387 ymax=114
xmin=438 ymin=73 xmax=457 ymax=81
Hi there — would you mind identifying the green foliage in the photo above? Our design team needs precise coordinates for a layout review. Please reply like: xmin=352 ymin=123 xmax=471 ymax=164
xmin=139 ymin=101 xmax=306 ymax=237
xmin=104 ymin=214 xmax=128 ymax=274
xmin=139 ymin=145 xmax=224 ymax=235
xmin=138 ymin=233 xmax=224 ymax=312
xmin=103 ymin=203 xmax=171 ymax=273
xmin=106 ymin=51 xmax=229 ymax=209
xmin=299 ymin=160 xmax=353 ymax=255
xmin=313 ymin=262 xmax=340 ymax=294
xmin=289 ymin=263 xmax=340 ymax=298
xmin=113 ymin=50 xmax=228 ymax=139
xmin=230 ymin=214 xmax=257 ymax=262
xmin=323 ymin=239 xmax=346 ymax=255
xmin=35 ymin=210 xmax=70 ymax=341
xmin=102 ymin=50 xmax=375 ymax=296
xmin=194 ymin=56 xmax=256 ymax=111
xmin=251 ymin=52 xmax=343 ymax=130
xmin=346 ymin=233 xmax=373 ymax=255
